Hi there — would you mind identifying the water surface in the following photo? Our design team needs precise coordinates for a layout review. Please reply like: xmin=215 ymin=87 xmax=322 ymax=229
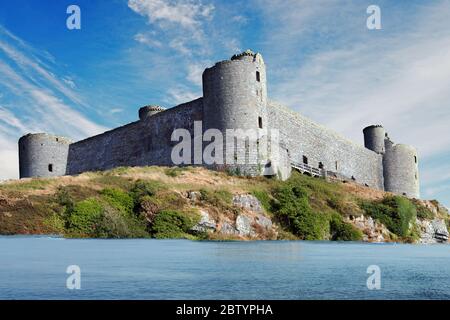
xmin=0 ymin=236 xmax=449 ymax=299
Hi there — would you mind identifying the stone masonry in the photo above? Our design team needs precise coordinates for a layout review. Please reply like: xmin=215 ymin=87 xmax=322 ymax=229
xmin=18 ymin=50 xmax=420 ymax=198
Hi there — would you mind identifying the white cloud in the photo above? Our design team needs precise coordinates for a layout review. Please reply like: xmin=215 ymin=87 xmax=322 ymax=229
xmin=254 ymin=0 xmax=450 ymax=204
xmin=186 ymin=62 xmax=208 ymax=86
xmin=133 ymin=32 xmax=163 ymax=48
xmin=169 ymin=38 xmax=192 ymax=55
xmin=128 ymin=0 xmax=214 ymax=29
xmin=0 ymin=25 xmax=107 ymax=180
xmin=167 ymin=86 xmax=200 ymax=105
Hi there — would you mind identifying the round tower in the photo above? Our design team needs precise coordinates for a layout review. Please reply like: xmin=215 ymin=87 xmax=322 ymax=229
xmin=139 ymin=105 xmax=165 ymax=120
xmin=18 ymin=133 xmax=72 ymax=178
xmin=202 ymin=49 xmax=267 ymax=132
xmin=202 ymin=49 xmax=269 ymax=175
xmin=383 ymin=143 xmax=419 ymax=198
xmin=363 ymin=125 xmax=386 ymax=154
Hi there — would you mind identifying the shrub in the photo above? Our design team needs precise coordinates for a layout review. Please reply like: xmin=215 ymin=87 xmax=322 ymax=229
xmin=67 ymin=198 xmax=104 ymax=235
xmin=100 ymin=188 xmax=134 ymax=215
xmin=131 ymin=180 xmax=164 ymax=203
xmin=360 ymin=196 xmax=417 ymax=238
xmin=94 ymin=204 xmax=148 ymax=238
xmin=164 ymin=167 xmax=185 ymax=177
xmin=251 ymin=189 xmax=272 ymax=213
xmin=329 ymin=213 xmax=363 ymax=241
xmin=200 ymin=189 xmax=233 ymax=209
xmin=272 ymin=183 xmax=328 ymax=240
xmin=411 ymin=199 xmax=435 ymax=220
xmin=150 ymin=210 xmax=198 ymax=239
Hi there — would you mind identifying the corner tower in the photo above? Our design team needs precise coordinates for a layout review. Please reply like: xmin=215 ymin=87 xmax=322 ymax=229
xmin=18 ymin=133 xmax=71 ymax=178
xmin=383 ymin=142 xmax=420 ymax=198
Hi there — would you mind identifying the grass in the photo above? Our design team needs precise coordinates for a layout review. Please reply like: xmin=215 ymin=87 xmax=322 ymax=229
xmin=0 ymin=178 xmax=52 ymax=192
xmin=0 ymin=166 xmax=447 ymax=242
xmin=359 ymin=196 xmax=418 ymax=240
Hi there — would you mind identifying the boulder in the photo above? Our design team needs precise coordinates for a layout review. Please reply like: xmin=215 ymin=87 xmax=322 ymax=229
xmin=191 ymin=210 xmax=216 ymax=233
xmin=236 ymin=214 xmax=255 ymax=236
xmin=233 ymin=194 xmax=264 ymax=213
xmin=417 ymin=218 xmax=449 ymax=243
xmin=219 ymin=221 xmax=239 ymax=235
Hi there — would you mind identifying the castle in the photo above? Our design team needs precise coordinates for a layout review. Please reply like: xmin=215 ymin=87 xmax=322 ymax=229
xmin=18 ymin=50 xmax=420 ymax=198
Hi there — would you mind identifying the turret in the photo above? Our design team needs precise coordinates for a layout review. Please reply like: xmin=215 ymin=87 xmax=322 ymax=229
xmin=201 ymin=50 xmax=270 ymax=175
xmin=363 ymin=125 xmax=386 ymax=154
xmin=202 ymin=49 xmax=267 ymax=132
xmin=383 ymin=143 xmax=419 ymax=198
xmin=139 ymin=105 xmax=165 ymax=120
xmin=18 ymin=133 xmax=71 ymax=178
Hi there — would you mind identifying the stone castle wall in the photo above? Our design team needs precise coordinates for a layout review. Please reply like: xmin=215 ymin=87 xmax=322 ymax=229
xmin=66 ymin=98 xmax=203 ymax=175
xmin=18 ymin=50 xmax=419 ymax=198
xmin=268 ymin=100 xmax=384 ymax=189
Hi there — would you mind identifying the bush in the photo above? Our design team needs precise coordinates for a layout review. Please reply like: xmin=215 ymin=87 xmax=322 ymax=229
xmin=131 ymin=180 xmax=164 ymax=203
xmin=164 ymin=167 xmax=185 ymax=177
xmin=150 ymin=210 xmax=198 ymax=239
xmin=330 ymin=213 xmax=363 ymax=241
xmin=67 ymin=198 xmax=104 ymax=236
xmin=411 ymin=199 xmax=435 ymax=220
xmin=272 ymin=183 xmax=328 ymax=240
xmin=94 ymin=204 xmax=148 ymax=238
xmin=251 ymin=189 xmax=272 ymax=212
xmin=360 ymin=196 xmax=417 ymax=238
xmin=101 ymin=188 xmax=134 ymax=215
xmin=200 ymin=189 xmax=233 ymax=209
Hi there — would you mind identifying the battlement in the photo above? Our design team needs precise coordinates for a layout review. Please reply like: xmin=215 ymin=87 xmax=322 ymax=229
xmin=139 ymin=105 xmax=166 ymax=120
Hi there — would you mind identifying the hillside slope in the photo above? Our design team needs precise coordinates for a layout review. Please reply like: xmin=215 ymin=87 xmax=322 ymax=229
xmin=0 ymin=166 xmax=448 ymax=243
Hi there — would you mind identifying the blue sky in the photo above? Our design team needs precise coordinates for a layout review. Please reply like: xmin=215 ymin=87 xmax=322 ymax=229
xmin=0 ymin=0 xmax=449 ymax=207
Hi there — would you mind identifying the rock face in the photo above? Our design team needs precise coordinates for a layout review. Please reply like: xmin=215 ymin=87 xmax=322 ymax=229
xmin=347 ymin=214 xmax=390 ymax=242
xmin=417 ymin=218 xmax=449 ymax=244
xmin=191 ymin=210 xmax=217 ymax=233
xmin=235 ymin=214 xmax=254 ymax=236
xmin=232 ymin=194 xmax=264 ymax=213
xmin=215 ymin=194 xmax=275 ymax=238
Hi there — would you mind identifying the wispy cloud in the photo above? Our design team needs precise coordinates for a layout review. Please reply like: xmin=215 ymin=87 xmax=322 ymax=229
xmin=0 ymin=25 xmax=107 ymax=180
xmin=128 ymin=0 xmax=214 ymax=29
xmin=254 ymin=0 xmax=450 ymax=205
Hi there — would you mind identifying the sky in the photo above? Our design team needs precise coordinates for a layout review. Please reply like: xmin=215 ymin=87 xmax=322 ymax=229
xmin=0 ymin=0 xmax=449 ymax=207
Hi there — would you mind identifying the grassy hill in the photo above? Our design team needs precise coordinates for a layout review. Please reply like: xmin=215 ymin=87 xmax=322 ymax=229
xmin=0 ymin=166 xmax=448 ymax=242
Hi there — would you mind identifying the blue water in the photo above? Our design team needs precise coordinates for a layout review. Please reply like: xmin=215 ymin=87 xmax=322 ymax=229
xmin=0 ymin=236 xmax=449 ymax=299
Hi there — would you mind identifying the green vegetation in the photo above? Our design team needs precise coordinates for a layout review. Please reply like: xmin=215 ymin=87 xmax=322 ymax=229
xmin=411 ymin=199 xmax=435 ymax=220
xmin=199 ymin=188 xmax=234 ymax=212
xmin=329 ymin=213 xmax=363 ymax=241
xmin=0 ymin=166 xmax=446 ymax=242
xmin=151 ymin=210 xmax=199 ymax=239
xmin=0 ymin=178 xmax=51 ymax=192
xmin=360 ymin=196 xmax=418 ymax=240
xmin=164 ymin=167 xmax=186 ymax=177
xmin=271 ymin=177 xmax=329 ymax=240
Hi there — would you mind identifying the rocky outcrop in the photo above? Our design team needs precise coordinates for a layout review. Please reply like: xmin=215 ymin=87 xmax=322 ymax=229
xmin=232 ymin=194 xmax=264 ymax=213
xmin=235 ymin=214 xmax=255 ymax=236
xmin=189 ymin=193 xmax=276 ymax=239
xmin=346 ymin=214 xmax=391 ymax=242
xmin=417 ymin=218 xmax=449 ymax=244
xmin=191 ymin=210 xmax=217 ymax=233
